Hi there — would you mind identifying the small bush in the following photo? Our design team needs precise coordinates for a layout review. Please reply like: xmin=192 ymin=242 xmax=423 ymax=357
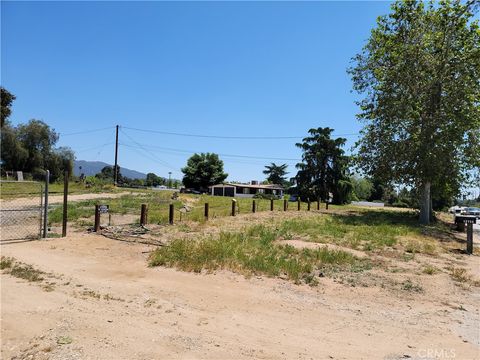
xmin=10 ymin=263 xmax=44 ymax=282
xmin=449 ymin=268 xmax=470 ymax=283
xmin=422 ymin=265 xmax=438 ymax=275
xmin=401 ymin=279 xmax=423 ymax=292
xmin=0 ymin=256 xmax=13 ymax=270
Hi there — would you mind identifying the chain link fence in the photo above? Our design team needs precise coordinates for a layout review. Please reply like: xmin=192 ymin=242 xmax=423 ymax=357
xmin=0 ymin=181 xmax=44 ymax=242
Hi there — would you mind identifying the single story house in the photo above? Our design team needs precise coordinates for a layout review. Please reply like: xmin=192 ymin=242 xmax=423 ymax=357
xmin=209 ymin=182 xmax=284 ymax=198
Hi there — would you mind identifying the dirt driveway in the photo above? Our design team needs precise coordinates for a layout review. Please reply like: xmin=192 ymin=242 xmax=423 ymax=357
xmin=1 ymin=231 xmax=479 ymax=360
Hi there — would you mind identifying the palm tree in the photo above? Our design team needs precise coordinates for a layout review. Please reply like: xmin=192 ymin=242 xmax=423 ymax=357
xmin=263 ymin=163 xmax=288 ymax=185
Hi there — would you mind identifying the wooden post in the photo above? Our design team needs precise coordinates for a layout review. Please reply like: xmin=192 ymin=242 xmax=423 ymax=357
xmin=114 ymin=125 xmax=119 ymax=186
xmin=317 ymin=199 xmax=320 ymax=211
xmin=62 ymin=170 xmax=69 ymax=237
xmin=140 ymin=204 xmax=148 ymax=226
xmin=307 ymin=199 xmax=311 ymax=211
xmin=467 ymin=222 xmax=473 ymax=255
xmin=252 ymin=200 xmax=256 ymax=213
xmin=204 ymin=203 xmax=209 ymax=220
xmin=326 ymin=201 xmax=329 ymax=210
xmin=169 ymin=204 xmax=174 ymax=224
xmin=284 ymin=199 xmax=287 ymax=211
xmin=270 ymin=199 xmax=274 ymax=211
xmin=297 ymin=200 xmax=301 ymax=211
xmin=231 ymin=199 xmax=236 ymax=216
xmin=94 ymin=205 xmax=100 ymax=232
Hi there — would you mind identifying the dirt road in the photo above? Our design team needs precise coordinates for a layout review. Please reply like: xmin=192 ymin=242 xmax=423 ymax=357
xmin=0 ymin=192 xmax=132 ymax=207
xmin=1 ymin=233 xmax=479 ymax=360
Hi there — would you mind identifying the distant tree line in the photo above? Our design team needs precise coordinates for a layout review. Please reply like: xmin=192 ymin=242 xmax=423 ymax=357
xmin=90 ymin=166 xmax=181 ymax=189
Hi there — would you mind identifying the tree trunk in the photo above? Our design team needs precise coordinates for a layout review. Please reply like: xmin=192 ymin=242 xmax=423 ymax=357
xmin=429 ymin=194 xmax=434 ymax=222
xmin=419 ymin=181 xmax=431 ymax=225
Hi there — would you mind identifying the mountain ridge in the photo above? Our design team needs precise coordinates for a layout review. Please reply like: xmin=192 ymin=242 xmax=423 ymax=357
xmin=73 ymin=160 xmax=147 ymax=179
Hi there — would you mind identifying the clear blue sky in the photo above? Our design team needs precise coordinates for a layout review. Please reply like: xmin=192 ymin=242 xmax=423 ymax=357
xmin=2 ymin=1 xmax=392 ymax=181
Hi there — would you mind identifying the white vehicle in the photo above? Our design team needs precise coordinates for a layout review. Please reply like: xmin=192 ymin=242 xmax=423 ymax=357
xmin=449 ymin=205 xmax=465 ymax=214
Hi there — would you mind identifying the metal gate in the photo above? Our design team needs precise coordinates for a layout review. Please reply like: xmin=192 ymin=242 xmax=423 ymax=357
xmin=0 ymin=181 xmax=44 ymax=242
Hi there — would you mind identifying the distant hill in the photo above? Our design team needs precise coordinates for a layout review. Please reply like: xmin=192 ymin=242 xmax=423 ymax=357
xmin=74 ymin=160 xmax=147 ymax=179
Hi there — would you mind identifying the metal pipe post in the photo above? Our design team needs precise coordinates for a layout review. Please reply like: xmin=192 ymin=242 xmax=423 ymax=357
xmin=62 ymin=170 xmax=69 ymax=237
xmin=42 ymin=170 xmax=50 ymax=238
xmin=467 ymin=223 xmax=473 ymax=254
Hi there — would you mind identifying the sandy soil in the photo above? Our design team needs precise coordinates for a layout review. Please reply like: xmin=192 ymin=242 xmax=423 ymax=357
xmin=1 ymin=223 xmax=479 ymax=360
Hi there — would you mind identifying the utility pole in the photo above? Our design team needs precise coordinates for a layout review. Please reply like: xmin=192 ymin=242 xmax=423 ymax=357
xmin=114 ymin=125 xmax=119 ymax=186
xmin=168 ymin=171 xmax=172 ymax=189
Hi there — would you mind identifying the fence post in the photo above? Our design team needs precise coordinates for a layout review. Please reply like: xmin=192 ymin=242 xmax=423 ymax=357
xmin=169 ymin=204 xmax=174 ymax=224
xmin=467 ymin=222 xmax=473 ymax=254
xmin=270 ymin=199 xmax=274 ymax=211
xmin=231 ymin=199 xmax=236 ymax=216
xmin=42 ymin=170 xmax=50 ymax=238
xmin=317 ymin=199 xmax=320 ymax=211
xmin=307 ymin=199 xmax=311 ymax=211
xmin=140 ymin=204 xmax=148 ymax=226
xmin=94 ymin=205 xmax=100 ymax=232
xmin=204 ymin=203 xmax=209 ymax=220
xmin=284 ymin=199 xmax=287 ymax=211
xmin=326 ymin=201 xmax=329 ymax=210
xmin=252 ymin=200 xmax=256 ymax=213
xmin=297 ymin=200 xmax=301 ymax=211
xmin=62 ymin=170 xmax=69 ymax=237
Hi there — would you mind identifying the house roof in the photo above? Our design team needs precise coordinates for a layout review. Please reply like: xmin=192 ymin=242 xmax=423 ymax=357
xmin=210 ymin=183 xmax=284 ymax=190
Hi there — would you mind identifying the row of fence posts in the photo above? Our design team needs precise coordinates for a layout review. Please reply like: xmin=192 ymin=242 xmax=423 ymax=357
xmin=93 ymin=198 xmax=329 ymax=230
xmin=54 ymin=172 xmax=475 ymax=256
xmin=89 ymin=197 xmax=474 ymax=255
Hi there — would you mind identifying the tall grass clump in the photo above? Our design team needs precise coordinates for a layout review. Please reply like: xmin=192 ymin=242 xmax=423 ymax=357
xmin=149 ymin=225 xmax=367 ymax=283
xmin=277 ymin=210 xmax=422 ymax=251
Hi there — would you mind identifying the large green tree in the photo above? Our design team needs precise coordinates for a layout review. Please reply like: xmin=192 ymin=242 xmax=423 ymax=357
xmin=349 ymin=0 xmax=480 ymax=224
xmin=263 ymin=163 xmax=288 ymax=185
xmin=1 ymin=119 xmax=74 ymax=181
xmin=295 ymin=127 xmax=352 ymax=204
xmin=181 ymin=153 xmax=228 ymax=191
xmin=145 ymin=172 xmax=166 ymax=187
xmin=1 ymin=87 xmax=16 ymax=127
xmin=351 ymin=176 xmax=373 ymax=201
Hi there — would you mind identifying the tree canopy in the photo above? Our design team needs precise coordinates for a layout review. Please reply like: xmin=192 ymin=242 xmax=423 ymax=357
xmin=145 ymin=172 xmax=167 ymax=187
xmin=1 ymin=87 xmax=16 ymax=127
xmin=350 ymin=176 xmax=373 ymax=201
xmin=263 ymin=163 xmax=288 ymax=185
xmin=181 ymin=153 xmax=228 ymax=191
xmin=349 ymin=0 xmax=480 ymax=223
xmin=1 ymin=119 xmax=74 ymax=182
xmin=295 ymin=127 xmax=352 ymax=204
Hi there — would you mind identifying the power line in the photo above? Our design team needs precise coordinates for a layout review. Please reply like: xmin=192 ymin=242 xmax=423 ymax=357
xmin=75 ymin=142 xmax=114 ymax=153
xmin=119 ymin=143 xmax=181 ymax=174
xmin=119 ymin=142 xmax=302 ymax=162
xmin=119 ymin=142 xmax=298 ymax=167
xmin=61 ymin=126 xmax=114 ymax=137
xmin=119 ymin=129 xmax=179 ymax=172
xmin=122 ymin=126 xmax=359 ymax=140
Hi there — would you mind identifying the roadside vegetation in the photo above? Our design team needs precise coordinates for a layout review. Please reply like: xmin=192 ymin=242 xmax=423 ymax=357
xmin=1 ymin=256 xmax=44 ymax=282
xmin=149 ymin=224 xmax=371 ymax=284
